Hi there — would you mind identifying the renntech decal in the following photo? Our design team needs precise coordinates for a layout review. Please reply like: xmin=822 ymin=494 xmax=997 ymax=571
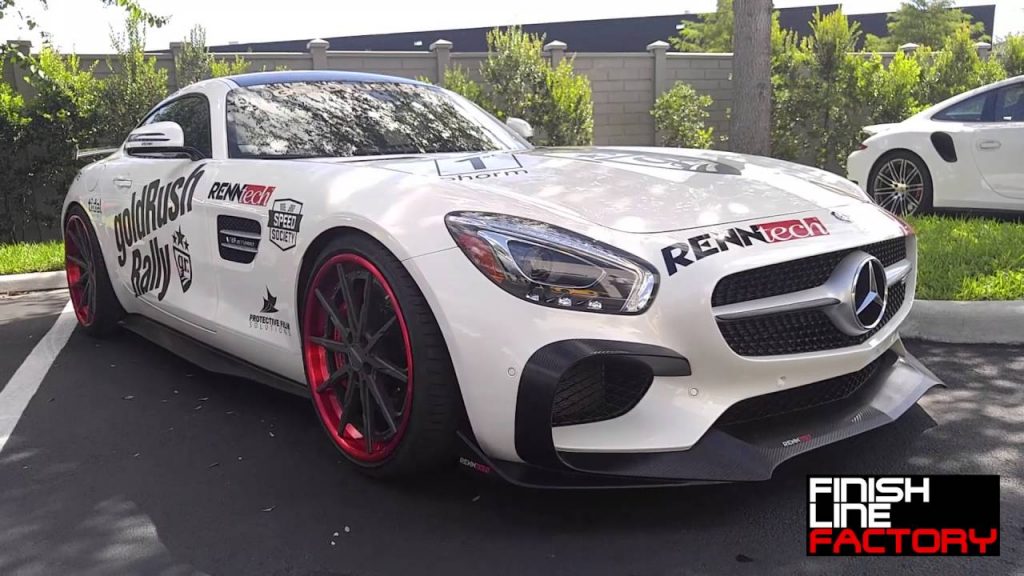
xmin=807 ymin=475 xmax=999 ymax=556
xmin=249 ymin=288 xmax=291 ymax=335
xmin=661 ymin=217 xmax=828 ymax=275
xmin=87 ymin=197 xmax=102 ymax=215
xmin=268 ymin=199 xmax=303 ymax=251
xmin=113 ymin=165 xmax=205 ymax=268
xmin=172 ymin=226 xmax=193 ymax=293
xmin=209 ymin=182 xmax=275 ymax=206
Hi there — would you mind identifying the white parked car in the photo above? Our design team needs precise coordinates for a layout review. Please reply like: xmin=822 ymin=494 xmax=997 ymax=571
xmin=848 ymin=75 xmax=1024 ymax=216
xmin=63 ymin=71 xmax=941 ymax=487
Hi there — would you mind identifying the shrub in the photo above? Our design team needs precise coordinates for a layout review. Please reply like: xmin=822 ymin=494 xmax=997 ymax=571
xmin=995 ymin=34 xmax=1024 ymax=78
xmin=94 ymin=12 xmax=169 ymax=146
xmin=1 ymin=47 xmax=102 ymax=241
xmin=651 ymin=82 xmax=714 ymax=149
xmin=914 ymin=25 xmax=1006 ymax=104
xmin=435 ymin=26 xmax=593 ymax=146
xmin=175 ymin=25 xmax=250 ymax=87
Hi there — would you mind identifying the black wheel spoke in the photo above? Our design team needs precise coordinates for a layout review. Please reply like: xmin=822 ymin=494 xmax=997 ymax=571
xmin=71 ymin=270 xmax=91 ymax=288
xmin=337 ymin=376 xmax=358 ymax=431
xmin=360 ymin=375 xmax=374 ymax=452
xmin=358 ymin=276 xmax=373 ymax=339
xmin=367 ymin=372 xmax=398 ymax=435
xmin=365 ymin=316 xmax=396 ymax=351
xmin=368 ymin=354 xmax=407 ymax=383
xmin=311 ymin=336 xmax=349 ymax=354
xmin=66 ymin=254 xmax=89 ymax=270
xmin=336 ymin=264 xmax=359 ymax=339
xmin=316 ymin=365 xmax=351 ymax=393
xmin=314 ymin=288 xmax=351 ymax=341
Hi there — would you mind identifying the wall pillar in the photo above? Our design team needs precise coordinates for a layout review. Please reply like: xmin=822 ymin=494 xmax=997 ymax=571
xmin=307 ymin=38 xmax=329 ymax=70
xmin=544 ymin=40 xmax=567 ymax=67
xmin=975 ymin=41 xmax=992 ymax=60
xmin=430 ymin=39 xmax=452 ymax=83
xmin=647 ymin=40 xmax=670 ymax=145
xmin=5 ymin=40 xmax=33 ymax=99
xmin=168 ymin=41 xmax=184 ymax=90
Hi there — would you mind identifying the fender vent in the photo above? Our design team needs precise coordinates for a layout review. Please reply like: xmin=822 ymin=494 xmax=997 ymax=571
xmin=217 ymin=215 xmax=261 ymax=264
xmin=930 ymin=132 xmax=957 ymax=163
xmin=551 ymin=357 xmax=653 ymax=426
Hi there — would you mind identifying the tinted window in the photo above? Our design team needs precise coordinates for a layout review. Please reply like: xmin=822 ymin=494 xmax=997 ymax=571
xmin=994 ymin=83 xmax=1024 ymax=122
xmin=225 ymin=81 xmax=526 ymax=159
xmin=933 ymin=93 xmax=990 ymax=122
xmin=145 ymin=96 xmax=213 ymax=157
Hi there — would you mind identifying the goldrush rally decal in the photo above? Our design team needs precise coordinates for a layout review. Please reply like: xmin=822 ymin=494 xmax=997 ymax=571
xmin=113 ymin=165 xmax=205 ymax=300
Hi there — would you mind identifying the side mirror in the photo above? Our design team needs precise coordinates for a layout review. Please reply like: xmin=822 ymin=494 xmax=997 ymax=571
xmin=124 ymin=122 xmax=201 ymax=160
xmin=506 ymin=117 xmax=534 ymax=140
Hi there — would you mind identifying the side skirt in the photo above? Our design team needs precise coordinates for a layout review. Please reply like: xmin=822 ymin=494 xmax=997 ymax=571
xmin=120 ymin=314 xmax=309 ymax=398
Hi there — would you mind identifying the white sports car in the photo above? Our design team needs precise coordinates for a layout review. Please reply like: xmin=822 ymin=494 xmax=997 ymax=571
xmin=848 ymin=75 xmax=1024 ymax=216
xmin=63 ymin=71 xmax=941 ymax=487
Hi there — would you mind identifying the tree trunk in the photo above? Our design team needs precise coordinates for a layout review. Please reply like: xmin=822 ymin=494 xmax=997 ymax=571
xmin=730 ymin=0 xmax=772 ymax=156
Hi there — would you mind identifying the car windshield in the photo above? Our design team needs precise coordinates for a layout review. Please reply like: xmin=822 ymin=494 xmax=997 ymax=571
xmin=225 ymin=80 xmax=528 ymax=159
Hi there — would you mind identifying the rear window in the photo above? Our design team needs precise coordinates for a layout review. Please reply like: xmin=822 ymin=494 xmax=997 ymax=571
xmin=225 ymin=81 xmax=525 ymax=159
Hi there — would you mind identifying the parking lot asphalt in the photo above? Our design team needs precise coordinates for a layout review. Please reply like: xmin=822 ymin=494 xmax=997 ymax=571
xmin=0 ymin=290 xmax=1021 ymax=576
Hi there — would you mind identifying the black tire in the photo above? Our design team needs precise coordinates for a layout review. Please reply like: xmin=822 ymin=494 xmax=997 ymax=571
xmin=867 ymin=151 xmax=933 ymax=217
xmin=300 ymin=232 xmax=461 ymax=478
xmin=64 ymin=205 xmax=125 ymax=337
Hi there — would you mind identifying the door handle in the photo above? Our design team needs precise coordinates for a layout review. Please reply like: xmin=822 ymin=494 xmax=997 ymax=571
xmin=978 ymin=140 xmax=1002 ymax=150
xmin=114 ymin=177 xmax=133 ymax=188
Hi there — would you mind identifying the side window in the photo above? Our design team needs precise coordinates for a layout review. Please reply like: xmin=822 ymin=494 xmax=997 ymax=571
xmin=144 ymin=96 xmax=213 ymax=158
xmin=933 ymin=93 xmax=990 ymax=123
xmin=994 ymin=84 xmax=1024 ymax=122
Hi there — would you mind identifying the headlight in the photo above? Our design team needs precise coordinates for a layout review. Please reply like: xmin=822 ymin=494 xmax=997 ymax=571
xmin=445 ymin=212 xmax=658 ymax=314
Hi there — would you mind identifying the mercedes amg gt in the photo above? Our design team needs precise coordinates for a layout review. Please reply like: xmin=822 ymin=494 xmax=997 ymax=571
xmin=63 ymin=71 xmax=942 ymax=487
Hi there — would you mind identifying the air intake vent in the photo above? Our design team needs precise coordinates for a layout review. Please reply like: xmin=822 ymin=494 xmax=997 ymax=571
xmin=217 ymin=215 xmax=261 ymax=264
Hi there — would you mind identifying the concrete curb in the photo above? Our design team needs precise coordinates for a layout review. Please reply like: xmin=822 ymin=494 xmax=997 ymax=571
xmin=902 ymin=300 xmax=1024 ymax=345
xmin=0 ymin=271 xmax=67 ymax=295
xmin=2 ymin=271 xmax=1022 ymax=345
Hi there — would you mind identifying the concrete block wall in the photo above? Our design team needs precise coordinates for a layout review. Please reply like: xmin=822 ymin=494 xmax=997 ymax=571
xmin=4 ymin=38 xmax=749 ymax=148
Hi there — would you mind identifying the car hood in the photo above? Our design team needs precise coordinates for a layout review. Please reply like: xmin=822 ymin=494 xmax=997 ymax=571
xmin=354 ymin=147 xmax=867 ymax=234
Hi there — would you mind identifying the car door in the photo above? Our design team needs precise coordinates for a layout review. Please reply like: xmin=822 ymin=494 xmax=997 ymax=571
xmin=102 ymin=95 xmax=220 ymax=332
xmin=971 ymin=82 xmax=1024 ymax=199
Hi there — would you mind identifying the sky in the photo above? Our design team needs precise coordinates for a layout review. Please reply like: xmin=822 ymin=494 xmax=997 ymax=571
xmin=1 ymin=0 xmax=1022 ymax=53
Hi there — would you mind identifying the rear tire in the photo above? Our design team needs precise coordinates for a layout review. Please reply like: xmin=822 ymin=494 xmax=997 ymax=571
xmin=300 ymin=233 xmax=461 ymax=478
xmin=64 ymin=205 xmax=124 ymax=336
xmin=867 ymin=151 xmax=933 ymax=217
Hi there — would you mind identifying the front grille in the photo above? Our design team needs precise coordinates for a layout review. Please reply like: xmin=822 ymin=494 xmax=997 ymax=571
xmin=551 ymin=357 xmax=653 ymax=427
xmin=716 ymin=354 xmax=889 ymax=427
xmin=718 ymin=281 xmax=906 ymax=356
xmin=712 ymin=237 xmax=907 ymax=307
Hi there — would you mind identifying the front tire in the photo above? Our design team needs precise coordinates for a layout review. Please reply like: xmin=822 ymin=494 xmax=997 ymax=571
xmin=300 ymin=233 xmax=460 ymax=478
xmin=868 ymin=151 xmax=933 ymax=217
xmin=64 ymin=206 xmax=124 ymax=336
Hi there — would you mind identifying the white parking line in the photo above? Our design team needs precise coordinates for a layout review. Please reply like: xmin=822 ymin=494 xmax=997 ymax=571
xmin=0 ymin=300 xmax=77 ymax=455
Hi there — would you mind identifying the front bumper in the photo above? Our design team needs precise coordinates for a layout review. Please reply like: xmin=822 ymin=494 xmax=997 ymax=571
xmin=457 ymin=338 xmax=941 ymax=488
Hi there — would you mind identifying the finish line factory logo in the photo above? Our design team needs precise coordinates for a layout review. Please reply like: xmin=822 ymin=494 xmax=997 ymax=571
xmin=807 ymin=475 xmax=1000 ymax=556
xmin=249 ymin=288 xmax=291 ymax=336
xmin=113 ymin=165 xmax=205 ymax=300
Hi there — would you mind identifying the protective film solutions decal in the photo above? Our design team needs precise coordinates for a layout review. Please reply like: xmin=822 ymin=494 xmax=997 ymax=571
xmin=268 ymin=199 xmax=303 ymax=251
xmin=661 ymin=216 xmax=829 ymax=275
xmin=208 ymin=181 xmax=275 ymax=206
xmin=250 ymin=287 xmax=291 ymax=336
xmin=807 ymin=475 xmax=1000 ymax=556
xmin=113 ymin=165 xmax=205 ymax=300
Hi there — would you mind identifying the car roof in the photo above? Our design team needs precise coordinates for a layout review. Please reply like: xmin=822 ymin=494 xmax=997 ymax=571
xmin=222 ymin=70 xmax=432 ymax=88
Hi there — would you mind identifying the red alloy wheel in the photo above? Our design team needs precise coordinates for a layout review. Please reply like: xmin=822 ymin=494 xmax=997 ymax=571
xmin=303 ymin=253 xmax=414 ymax=463
xmin=64 ymin=215 xmax=97 ymax=326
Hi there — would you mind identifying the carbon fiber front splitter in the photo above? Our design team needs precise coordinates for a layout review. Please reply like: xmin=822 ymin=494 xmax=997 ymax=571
xmin=457 ymin=341 xmax=943 ymax=489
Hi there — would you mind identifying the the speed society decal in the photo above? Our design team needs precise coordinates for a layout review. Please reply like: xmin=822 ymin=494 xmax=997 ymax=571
xmin=268 ymin=199 xmax=303 ymax=251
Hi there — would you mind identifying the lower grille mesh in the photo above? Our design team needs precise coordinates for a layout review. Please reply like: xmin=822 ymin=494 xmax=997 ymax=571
xmin=551 ymin=358 xmax=653 ymax=427
xmin=716 ymin=354 xmax=889 ymax=427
